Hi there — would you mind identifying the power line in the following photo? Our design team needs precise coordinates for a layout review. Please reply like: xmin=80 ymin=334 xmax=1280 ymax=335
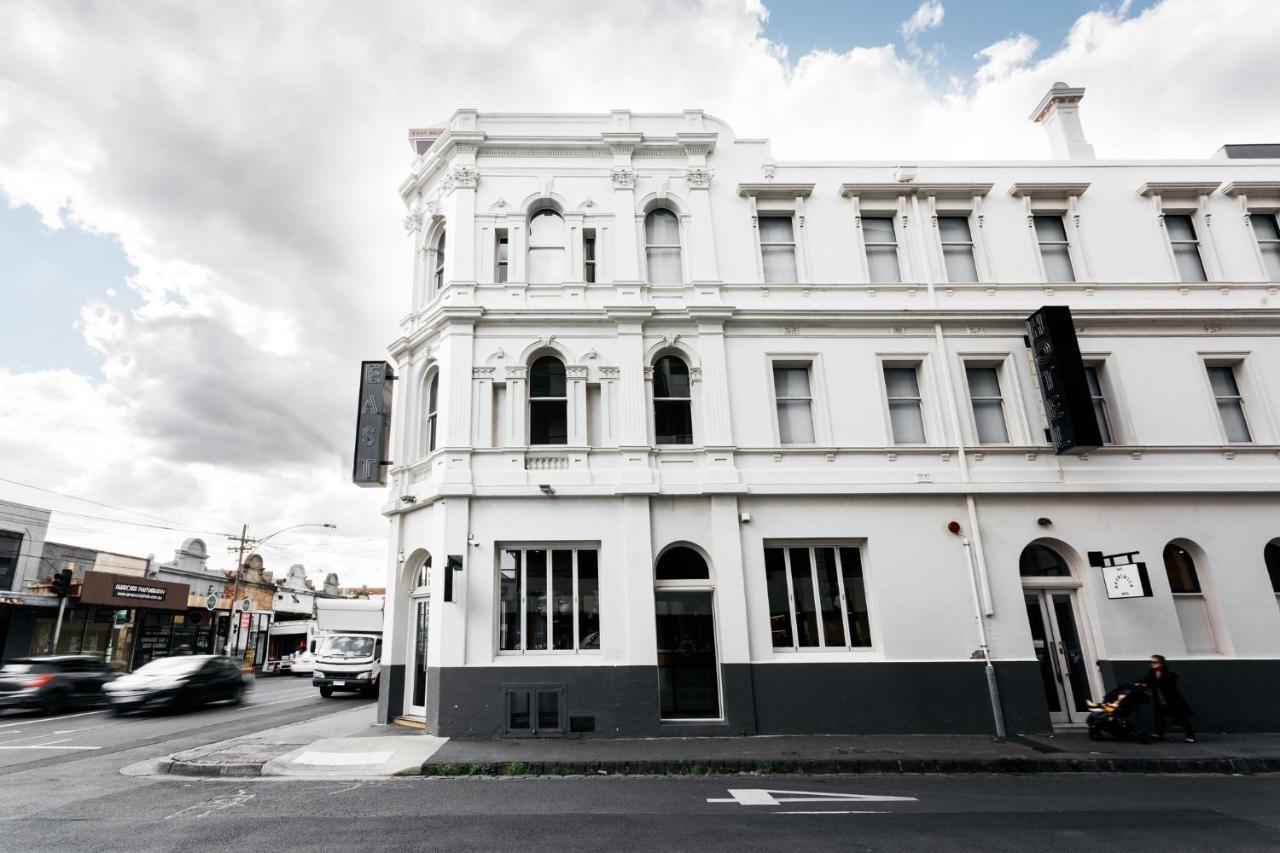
xmin=0 ymin=475 xmax=193 ymax=527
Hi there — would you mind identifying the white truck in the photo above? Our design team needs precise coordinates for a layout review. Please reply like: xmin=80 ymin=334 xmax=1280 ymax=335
xmin=311 ymin=598 xmax=383 ymax=698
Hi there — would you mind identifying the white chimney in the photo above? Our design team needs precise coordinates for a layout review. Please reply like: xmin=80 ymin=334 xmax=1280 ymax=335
xmin=1030 ymin=82 xmax=1096 ymax=160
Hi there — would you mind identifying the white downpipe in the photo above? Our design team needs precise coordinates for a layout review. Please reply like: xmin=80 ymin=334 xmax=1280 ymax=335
xmin=962 ymin=535 xmax=1006 ymax=741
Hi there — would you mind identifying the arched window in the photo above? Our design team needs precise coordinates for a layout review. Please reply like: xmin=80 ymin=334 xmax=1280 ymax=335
xmin=1265 ymin=539 xmax=1280 ymax=606
xmin=653 ymin=355 xmax=693 ymax=445
xmin=645 ymin=208 xmax=682 ymax=284
xmin=656 ymin=546 xmax=709 ymax=581
xmin=433 ymin=230 xmax=446 ymax=295
xmin=1163 ymin=541 xmax=1218 ymax=654
xmin=527 ymin=210 xmax=565 ymax=284
xmin=529 ymin=356 xmax=567 ymax=445
xmin=421 ymin=369 xmax=439 ymax=455
xmin=1019 ymin=544 xmax=1070 ymax=578
xmin=414 ymin=554 xmax=432 ymax=591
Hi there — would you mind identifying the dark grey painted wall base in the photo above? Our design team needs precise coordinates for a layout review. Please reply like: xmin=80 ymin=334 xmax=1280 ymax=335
xmin=1098 ymin=658 xmax=1280 ymax=732
xmin=422 ymin=661 xmax=1049 ymax=738
xmin=378 ymin=663 xmax=405 ymax=723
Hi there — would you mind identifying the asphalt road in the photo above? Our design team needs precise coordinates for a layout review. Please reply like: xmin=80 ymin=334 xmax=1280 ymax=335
xmin=1 ymin=681 xmax=1278 ymax=852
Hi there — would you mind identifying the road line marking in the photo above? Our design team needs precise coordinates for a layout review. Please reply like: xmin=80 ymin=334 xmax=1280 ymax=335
xmin=708 ymin=789 xmax=919 ymax=806
xmin=775 ymin=811 xmax=888 ymax=815
xmin=0 ymin=744 xmax=102 ymax=750
xmin=0 ymin=710 xmax=106 ymax=729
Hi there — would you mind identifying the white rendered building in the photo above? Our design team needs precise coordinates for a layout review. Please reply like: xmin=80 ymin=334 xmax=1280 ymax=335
xmin=375 ymin=86 xmax=1280 ymax=736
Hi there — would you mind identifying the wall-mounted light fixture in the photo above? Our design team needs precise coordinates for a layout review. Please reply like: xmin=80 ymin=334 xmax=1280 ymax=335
xmin=1037 ymin=517 xmax=1053 ymax=527
xmin=400 ymin=495 xmax=417 ymax=504
xmin=539 ymin=484 xmax=556 ymax=496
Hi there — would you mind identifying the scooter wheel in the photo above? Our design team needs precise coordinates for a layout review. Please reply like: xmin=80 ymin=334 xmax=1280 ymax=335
xmin=1087 ymin=727 xmax=1102 ymax=741
xmin=1138 ymin=732 xmax=1152 ymax=744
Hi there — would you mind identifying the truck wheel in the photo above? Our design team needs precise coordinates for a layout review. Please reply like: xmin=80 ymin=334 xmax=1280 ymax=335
xmin=319 ymin=686 xmax=333 ymax=698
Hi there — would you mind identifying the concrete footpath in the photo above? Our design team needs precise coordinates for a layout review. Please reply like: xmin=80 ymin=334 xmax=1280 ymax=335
xmin=144 ymin=708 xmax=1280 ymax=778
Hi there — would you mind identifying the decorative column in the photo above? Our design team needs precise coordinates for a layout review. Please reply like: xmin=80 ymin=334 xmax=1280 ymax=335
xmin=505 ymin=364 xmax=528 ymax=447
xmin=689 ymin=308 xmax=739 ymax=485
xmin=607 ymin=306 xmax=655 ymax=488
xmin=602 ymin=129 xmax=642 ymax=285
xmin=435 ymin=308 xmax=481 ymax=486
xmin=599 ymin=366 xmax=620 ymax=446
xmin=566 ymin=365 xmax=589 ymax=446
xmin=472 ymin=366 xmax=495 ymax=447
xmin=678 ymin=129 xmax=719 ymax=284
xmin=439 ymin=133 xmax=483 ymax=287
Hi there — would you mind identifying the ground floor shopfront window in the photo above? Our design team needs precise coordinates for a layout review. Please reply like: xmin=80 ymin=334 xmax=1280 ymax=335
xmin=498 ymin=546 xmax=600 ymax=654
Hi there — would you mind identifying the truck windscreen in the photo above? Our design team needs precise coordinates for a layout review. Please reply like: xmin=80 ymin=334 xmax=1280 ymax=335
xmin=318 ymin=636 xmax=375 ymax=658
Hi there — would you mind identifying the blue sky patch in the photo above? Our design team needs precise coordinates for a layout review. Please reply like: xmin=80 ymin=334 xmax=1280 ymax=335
xmin=762 ymin=0 xmax=1157 ymax=78
xmin=0 ymin=198 xmax=139 ymax=376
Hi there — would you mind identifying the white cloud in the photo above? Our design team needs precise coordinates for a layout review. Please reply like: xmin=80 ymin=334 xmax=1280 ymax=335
xmin=974 ymin=33 xmax=1039 ymax=84
xmin=1 ymin=0 xmax=1279 ymax=585
xmin=901 ymin=0 xmax=945 ymax=40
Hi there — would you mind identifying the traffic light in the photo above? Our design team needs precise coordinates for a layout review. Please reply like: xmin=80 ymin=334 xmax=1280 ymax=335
xmin=51 ymin=568 xmax=73 ymax=597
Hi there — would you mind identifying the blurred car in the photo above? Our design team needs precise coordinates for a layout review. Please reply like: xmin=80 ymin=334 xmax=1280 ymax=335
xmin=0 ymin=655 xmax=115 ymax=715
xmin=104 ymin=654 xmax=248 ymax=714
xmin=289 ymin=650 xmax=315 ymax=676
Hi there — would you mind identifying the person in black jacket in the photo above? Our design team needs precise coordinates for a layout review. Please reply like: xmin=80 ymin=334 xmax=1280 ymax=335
xmin=1134 ymin=654 xmax=1196 ymax=742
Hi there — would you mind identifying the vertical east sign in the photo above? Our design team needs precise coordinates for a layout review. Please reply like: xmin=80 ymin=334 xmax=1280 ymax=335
xmin=1025 ymin=305 xmax=1102 ymax=455
xmin=353 ymin=361 xmax=395 ymax=487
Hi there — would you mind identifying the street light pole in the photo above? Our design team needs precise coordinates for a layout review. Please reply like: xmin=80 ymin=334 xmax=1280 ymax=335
xmin=222 ymin=522 xmax=336 ymax=656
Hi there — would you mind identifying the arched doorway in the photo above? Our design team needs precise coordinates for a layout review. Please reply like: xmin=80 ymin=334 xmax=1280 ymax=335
xmin=654 ymin=545 xmax=720 ymax=720
xmin=404 ymin=553 xmax=432 ymax=719
xmin=1019 ymin=542 xmax=1096 ymax=725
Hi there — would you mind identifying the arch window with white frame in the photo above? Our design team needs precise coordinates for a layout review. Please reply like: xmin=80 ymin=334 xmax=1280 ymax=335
xmin=652 ymin=354 xmax=693 ymax=445
xmin=1265 ymin=539 xmax=1280 ymax=609
xmin=529 ymin=355 xmax=568 ymax=445
xmin=421 ymin=368 xmax=440 ymax=455
xmin=413 ymin=554 xmax=432 ymax=591
xmin=527 ymin=210 xmax=566 ymax=284
xmin=1205 ymin=361 xmax=1251 ymax=443
xmin=763 ymin=544 xmax=871 ymax=650
xmin=759 ymin=215 xmax=798 ymax=283
xmin=644 ymin=208 xmax=682 ymax=284
xmin=862 ymin=215 xmax=901 ymax=283
xmin=1163 ymin=542 xmax=1218 ymax=654
xmin=1252 ymin=212 xmax=1280 ymax=280
xmin=432 ymin=230 xmax=446 ymax=295
xmin=1034 ymin=215 xmax=1076 ymax=282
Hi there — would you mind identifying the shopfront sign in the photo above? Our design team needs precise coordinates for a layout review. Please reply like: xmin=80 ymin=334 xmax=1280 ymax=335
xmin=352 ymin=360 xmax=395 ymax=487
xmin=1088 ymin=550 xmax=1153 ymax=600
xmin=79 ymin=571 xmax=190 ymax=612
xmin=1025 ymin=306 xmax=1102 ymax=455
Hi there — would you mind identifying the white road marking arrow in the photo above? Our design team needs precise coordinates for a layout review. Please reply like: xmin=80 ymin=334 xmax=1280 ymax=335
xmin=707 ymin=789 xmax=918 ymax=806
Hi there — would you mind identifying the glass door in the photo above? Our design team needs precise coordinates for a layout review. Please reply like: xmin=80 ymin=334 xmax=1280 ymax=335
xmin=407 ymin=597 xmax=429 ymax=717
xmin=654 ymin=590 xmax=720 ymax=720
xmin=1023 ymin=590 xmax=1093 ymax=725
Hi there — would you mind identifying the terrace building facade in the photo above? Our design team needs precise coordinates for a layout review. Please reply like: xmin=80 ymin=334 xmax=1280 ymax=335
xmin=377 ymin=86 xmax=1280 ymax=736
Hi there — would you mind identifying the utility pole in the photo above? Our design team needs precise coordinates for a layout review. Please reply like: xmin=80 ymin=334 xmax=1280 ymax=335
xmin=224 ymin=524 xmax=253 ymax=656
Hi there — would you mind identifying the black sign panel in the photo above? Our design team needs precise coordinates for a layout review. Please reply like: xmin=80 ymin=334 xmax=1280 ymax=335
xmin=353 ymin=361 xmax=395 ymax=486
xmin=1025 ymin=306 xmax=1102 ymax=455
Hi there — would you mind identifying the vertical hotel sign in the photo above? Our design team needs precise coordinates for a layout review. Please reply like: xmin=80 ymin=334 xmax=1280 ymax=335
xmin=1025 ymin=305 xmax=1102 ymax=455
xmin=353 ymin=361 xmax=395 ymax=487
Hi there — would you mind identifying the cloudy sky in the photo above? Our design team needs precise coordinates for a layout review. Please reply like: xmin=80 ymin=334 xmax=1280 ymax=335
xmin=1 ymin=0 xmax=1278 ymax=586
